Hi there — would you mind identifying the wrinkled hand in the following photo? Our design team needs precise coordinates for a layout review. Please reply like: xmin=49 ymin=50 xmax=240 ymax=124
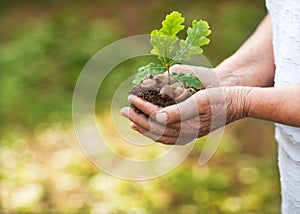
xmin=120 ymin=65 xmax=251 ymax=145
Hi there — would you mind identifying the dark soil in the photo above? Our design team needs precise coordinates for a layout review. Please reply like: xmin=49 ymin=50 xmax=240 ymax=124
xmin=130 ymin=85 xmax=176 ymax=107
xmin=129 ymin=74 xmax=199 ymax=114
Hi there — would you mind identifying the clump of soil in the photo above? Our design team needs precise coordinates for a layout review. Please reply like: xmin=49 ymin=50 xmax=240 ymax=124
xmin=129 ymin=74 xmax=199 ymax=113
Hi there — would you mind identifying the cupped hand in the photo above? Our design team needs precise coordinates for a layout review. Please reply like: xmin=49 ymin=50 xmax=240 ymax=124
xmin=120 ymin=65 xmax=252 ymax=145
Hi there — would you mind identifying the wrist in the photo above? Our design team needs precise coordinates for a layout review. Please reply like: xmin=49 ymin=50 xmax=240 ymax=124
xmin=224 ymin=86 xmax=253 ymax=123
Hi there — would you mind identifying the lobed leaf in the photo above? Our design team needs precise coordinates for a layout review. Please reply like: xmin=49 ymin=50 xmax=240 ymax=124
xmin=175 ymin=20 xmax=211 ymax=62
xmin=186 ymin=20 xmax=211 ymax=47
xmin=150 ymin=11 xmax=185 ymax=65
xmin=150 ymin=31 xmax=178 ymax=63
xmin=132 ymin=63 xmax=166 ymax=85
xmin=171 ymin=72 xmax=201 ymax=89
xmin=159 ymin=11 xmax=185 ymax=37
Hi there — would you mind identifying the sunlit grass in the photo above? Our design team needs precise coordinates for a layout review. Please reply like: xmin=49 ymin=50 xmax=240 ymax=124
xmin=0 ymin=113 xmax=280 ymax=213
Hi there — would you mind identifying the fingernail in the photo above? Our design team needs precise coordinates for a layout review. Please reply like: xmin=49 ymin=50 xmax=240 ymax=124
xmin=156 ymin=112 xmax=168 ymax=123
xmin=127 ymin=95 xmax=135 ymax=103
xmin=130 ymin=123 xmax=138 ymax=131
xmin=120 ymin=107 xmax=128 ymax=116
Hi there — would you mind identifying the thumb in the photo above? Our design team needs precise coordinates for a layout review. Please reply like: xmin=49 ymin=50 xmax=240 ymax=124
xmin=169 ymin=64 xmax=195 ymax=75
xmin=155 ymin=91 xmax=208 ymax=124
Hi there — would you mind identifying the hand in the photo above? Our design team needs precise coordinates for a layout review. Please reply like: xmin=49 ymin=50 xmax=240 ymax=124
xmin=121 ymin=65 xmax=252 ymax=145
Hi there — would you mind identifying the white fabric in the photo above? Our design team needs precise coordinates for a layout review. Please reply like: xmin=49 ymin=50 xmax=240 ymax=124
xmin=277 ymin=130 xmax=300 ymax=214
xmin=266 ymin=0 xmax=300 ymax=212
xmin=266 ymin=0 xmax=300 ymax=145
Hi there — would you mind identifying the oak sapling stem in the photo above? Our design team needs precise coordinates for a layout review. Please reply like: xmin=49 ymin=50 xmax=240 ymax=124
xmin=167 ymin=64 xmax=171 ymax=85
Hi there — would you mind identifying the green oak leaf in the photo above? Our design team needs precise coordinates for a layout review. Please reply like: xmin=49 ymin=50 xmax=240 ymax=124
xmin=150 ymin=30 xmax=178 ymax=63
xmin=175 ymin=20 xmax=211 ymax=62
xmin=159 ymin=11 xmax=185 ymax=37
xmin=171 ymin=72 xmax=201 ymax=89
xmin=150 ymin=11 xmax=185 ymax=65
xmin=186 ymin=20 xmax=211 ymax=46
xmin=132 ymin=63 xmax=166 ymax=85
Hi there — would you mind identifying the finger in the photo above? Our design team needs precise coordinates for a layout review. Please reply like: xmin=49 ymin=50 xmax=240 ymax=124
xmin=121 ymin=107 xmax=181 ymax=137
xmin=130 ymin=122 xmax=194 ymax=145
xmin=169 ymin=64 xmax=194 ymax=74
xmin=169 ymin=64 xmax=220 ymax=88
xmin=155 ymin=90 xmax=210 ymax=124
xmin=120 ymin=106 xmax=148 ymax=123
xmin=127 ymin=95 xmax=162 ymax=117
xmin=130 ymin=123 xmax=178 ymax=145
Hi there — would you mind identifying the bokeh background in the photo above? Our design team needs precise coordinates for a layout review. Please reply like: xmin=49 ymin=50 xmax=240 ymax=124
xmin=1 ymin=0 xmax=280 ymax=213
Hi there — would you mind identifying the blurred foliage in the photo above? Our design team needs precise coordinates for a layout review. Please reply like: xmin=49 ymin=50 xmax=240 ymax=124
xmin=0 ymin=116 xmax=279 ymax=213
xmin=1 ymin=15 xmax=120 ymax=136
xmin=1 ymin=0 xmax=280 ymax=213
xmin=1 ymin=0 xmax=267 ymax=136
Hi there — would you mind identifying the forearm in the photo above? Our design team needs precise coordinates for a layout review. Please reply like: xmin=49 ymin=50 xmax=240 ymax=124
xmin=245 ymin=85 xmax=300 ymax=127
xmin=215 ymin=14 xmax=275 ymax=87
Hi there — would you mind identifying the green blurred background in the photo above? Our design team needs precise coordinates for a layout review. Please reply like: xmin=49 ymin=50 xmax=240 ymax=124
xmin=1 ymin=0 xmax=280 ymax=213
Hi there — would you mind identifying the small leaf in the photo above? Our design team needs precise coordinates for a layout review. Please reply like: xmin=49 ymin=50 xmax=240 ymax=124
xmin=150 ymin=11 xmax=185 ymax=65
xmin=150 ymin=31 xmax=178 ymax=61
xmin=160 ymin=11 xmax=185 ymax=37
xmin=171 ymin=72 xmax=201 ymax=89
xmin=186 ymin=20 xmax=211 ymax=46
xmin=178 ymin=40 xmax=203 ymax=61
xmin=132 ymin=63 xmax=166 ymax=85
xmin=175 ymin=20 xmax=211 ymax=62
